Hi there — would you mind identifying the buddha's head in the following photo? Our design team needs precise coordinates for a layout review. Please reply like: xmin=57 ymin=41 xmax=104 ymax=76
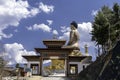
xmin=70 ymin=21 xmax=78 ymax=30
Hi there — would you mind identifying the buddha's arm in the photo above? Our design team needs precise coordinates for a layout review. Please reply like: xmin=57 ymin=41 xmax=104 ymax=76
xmin=67 ymin=31 xmax=73 ymax=45
xmin=75 ymin=31 xmax=80 ymax=41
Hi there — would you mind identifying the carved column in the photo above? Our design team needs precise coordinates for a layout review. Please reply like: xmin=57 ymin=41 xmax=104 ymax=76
xmin=66 ymin=57 xmax=69 ymax=76
xmin=40 ymin=56 xmax=43 ymax=75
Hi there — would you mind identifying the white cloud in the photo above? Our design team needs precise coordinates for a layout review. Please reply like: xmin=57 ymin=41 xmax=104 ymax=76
xmin=91 ymin=10 xmax=98 ymax=16
xmin=4 ymin=43 xmax=36 ymax=65
xmin=60 ymin=26 xmax=70 ymax=33
xmin=47 ymin=20 xmax=53 ymax=25
xmin=26 ymin=26 xmax=32 ymax=31
xmin=27 ymin=22 xmax=59 ymax=35
xmin=0 ymin=31 xmax=13 ymax=40
xmin=0 ymin=0 xmax=41 ymax=39
xmin=59 ymin=26 xmax=70 ymax=40
xmin=30 ymin=8 xmax=40 ymax=16
xmin=53 ymin=30 xmax=58 ymax=35
xmin=0 ymin=1 xmax=55 ymax=39
xmin=78 ymin=22 xmax=92 ymax=32
xmin=39 ymin=2 xmax=54 ymax=14
xmin=78 ymin=22 xmax=92 ymax=42
xmin=78 ymin=22 xmax=94 ymax=48
xmin=27 ymin=23 xmax=52 ymax=32
xmin=59 ymin=31 xmax=69 ymax=40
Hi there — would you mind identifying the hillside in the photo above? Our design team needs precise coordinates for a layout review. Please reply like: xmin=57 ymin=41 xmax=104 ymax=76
xmin=76 ymin=40 xmax=120 ymax=80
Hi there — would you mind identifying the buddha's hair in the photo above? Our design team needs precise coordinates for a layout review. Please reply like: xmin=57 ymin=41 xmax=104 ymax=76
xmin=70 ymin=21 xmax=78 ymax=29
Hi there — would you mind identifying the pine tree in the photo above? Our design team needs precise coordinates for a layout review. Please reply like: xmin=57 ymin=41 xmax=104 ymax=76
xmin=91 ymin=3 xmax=120 ymax=54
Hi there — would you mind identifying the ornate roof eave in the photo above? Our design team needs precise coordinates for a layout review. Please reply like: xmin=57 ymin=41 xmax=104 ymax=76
xmin=43 ymin=39 xmax=66 ymax=48
xmin=22 ymin=55 xmax=40 ymax=61
xmin=68 ymin=56 xmax=92 ymax=62
xmin=35 ymin=47 xmax=74 ymax=53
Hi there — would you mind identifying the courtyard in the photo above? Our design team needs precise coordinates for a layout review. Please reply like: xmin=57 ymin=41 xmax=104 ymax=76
xmin=2 ymin=76 xmax=70 ymax=80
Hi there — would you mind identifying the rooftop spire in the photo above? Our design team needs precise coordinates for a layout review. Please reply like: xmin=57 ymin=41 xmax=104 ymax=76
xmin=53 ymin=34 xmax=57 ymax=39
xmin=85 ymin=44 xmax=89 ymax=56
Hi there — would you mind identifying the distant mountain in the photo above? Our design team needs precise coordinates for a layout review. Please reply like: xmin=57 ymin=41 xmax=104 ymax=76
xmin=5 ymin=63 xmax=25 ymax=68
xmin=43 ymin=60 xmax=51 ymax=66
xmin=5 ymin=60 xmax=52 ymax=68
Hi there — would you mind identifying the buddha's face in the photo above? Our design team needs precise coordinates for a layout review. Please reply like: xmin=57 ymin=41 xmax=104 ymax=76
xmin=70 ymin=25 xmax=76 ymax=30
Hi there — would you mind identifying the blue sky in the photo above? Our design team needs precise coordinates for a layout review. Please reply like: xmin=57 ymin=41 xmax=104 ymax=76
xmin=0 ymin=0 xmax=120 ymax=65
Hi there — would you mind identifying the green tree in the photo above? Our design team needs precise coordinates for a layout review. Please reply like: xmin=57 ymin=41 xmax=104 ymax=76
xmin=112 ymin=3 xmax=120 ymax=40
xmin=15 ymin=63 xmax=20 ymax=80
xmin=0 ymin=57 xmax=5 ymax=80
xmin=15 ymin=63 xmax=19 ymax=68
xmin=0 ymin=57 xmax=4 ymax=68
xmin=91 ymin=3 xmax=120 ymax=54
xmin=91 ymin=8 xmax=110 ymax=53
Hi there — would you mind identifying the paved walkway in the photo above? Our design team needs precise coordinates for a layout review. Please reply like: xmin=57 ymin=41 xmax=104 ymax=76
xmin=41 ymin=76 xmax=70 ymax=80
xmin=2 ymin=76 xmax=71 ymax=80
xmin=49 ymin=73 xmax=65 ymax=77
xmin=28 ymin=76 xmax=42 ymax=80
xmin=2 ymin=76 xmax=41 ymax=80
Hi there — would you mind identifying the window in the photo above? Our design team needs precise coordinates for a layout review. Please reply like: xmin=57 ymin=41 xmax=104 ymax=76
xmin=31 ymin=64 xmax=39 ymax=74
xmin=70 ymin=64 xmax=78 ymax=75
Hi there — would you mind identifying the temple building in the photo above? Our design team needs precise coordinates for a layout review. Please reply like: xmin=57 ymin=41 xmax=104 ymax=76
xmin=22 ymin=39 xmax=92 ymax=77
xmin=23 ymin=21 xmax=92 ymax=77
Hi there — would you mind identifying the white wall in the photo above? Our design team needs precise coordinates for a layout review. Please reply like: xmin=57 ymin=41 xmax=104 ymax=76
xmin=69 ymin=62 xmax=90 ymax=74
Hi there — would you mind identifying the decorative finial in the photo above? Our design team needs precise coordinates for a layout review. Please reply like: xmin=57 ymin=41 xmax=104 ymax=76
xmin=85 ymin=44 xmax=88 ymax=55
xmin=53 ymin=34 xmax=57 ymax=39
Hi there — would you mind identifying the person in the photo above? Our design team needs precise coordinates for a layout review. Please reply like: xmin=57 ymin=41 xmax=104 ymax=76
xmin=67 ymin=21 xmax=80 ymax=50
